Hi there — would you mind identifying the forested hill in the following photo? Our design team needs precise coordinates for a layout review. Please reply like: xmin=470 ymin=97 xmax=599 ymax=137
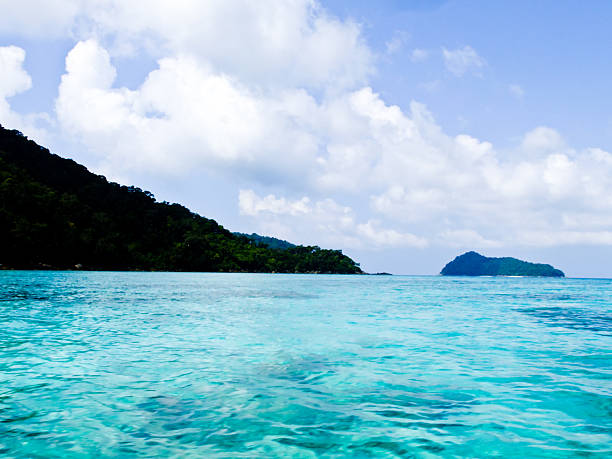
xmin=441 ymin=251 xmax=564 ymax=277
xmin=0 ymin=125 xmax=362 ymax=273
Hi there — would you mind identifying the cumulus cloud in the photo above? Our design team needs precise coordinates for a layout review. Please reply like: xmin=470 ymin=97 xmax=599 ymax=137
xmin=55 ymin=40 xmax=324 ymax=180
xmin=356 ymin=221 xmax=428 ymax=248
xmin=521 ymin=126 xmax=565 ymax=153
xmin=52 ymin=38 xmax=612 ymax=249
xmin=239 ymin=190 xmax=310 ymax=216
xmin=0 ymin=0 xmax=81 ymax=38
xmin=1 ymin=0 xmax=372 ymax=90
xmin=442 ymin=45 xmax=486 ymax=76
xmin=0 ymin=46 xmax=48 ymax=140
xmin=0 ymin=46 xmax=31 ymax=97
xmin=3 ymin=1 xmax=612 ymax=253
xmin=238 ymin=189 xmax=426 ymax=249
xmin=307 ymin=89 xmax=612 ymax=248
xmin=100 ymin=0 xmax=372 ymax=89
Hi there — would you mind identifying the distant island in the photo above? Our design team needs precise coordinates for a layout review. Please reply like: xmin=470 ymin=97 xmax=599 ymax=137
xmin=0 ymin=125 xmax=362 ymax=274
xmin=441 ymin=251 xmax=564 ymax=277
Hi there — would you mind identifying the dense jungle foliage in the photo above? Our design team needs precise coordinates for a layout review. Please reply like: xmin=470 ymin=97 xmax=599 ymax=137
xmin=0 ymin=125 xmax=362 ymax=273
xmin=234 ymin=233 xmax=296 ymax=250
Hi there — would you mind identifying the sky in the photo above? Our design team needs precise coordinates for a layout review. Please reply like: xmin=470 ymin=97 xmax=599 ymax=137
xmin=1 ymin=0 xmax=612 ymax=276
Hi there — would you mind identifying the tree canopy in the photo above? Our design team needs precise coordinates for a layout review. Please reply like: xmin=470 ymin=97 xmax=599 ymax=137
xmin=0 ymin=125 xmax=362 ymax=274
xmin=441 ymin=251 xmax=564 ymax=277
xmin=234 ymin=233 xmax=296 ymax=251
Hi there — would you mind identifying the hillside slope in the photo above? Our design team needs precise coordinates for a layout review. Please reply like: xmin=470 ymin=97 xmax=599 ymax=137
xmin=0 ymin=125 xmax=362 ymax=273
xmin=233 ymin=233 xmax=296 ymax=250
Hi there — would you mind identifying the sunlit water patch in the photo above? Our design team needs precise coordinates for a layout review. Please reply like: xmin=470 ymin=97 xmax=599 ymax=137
xmin=0 ymin=272 xmax=611 ymax=457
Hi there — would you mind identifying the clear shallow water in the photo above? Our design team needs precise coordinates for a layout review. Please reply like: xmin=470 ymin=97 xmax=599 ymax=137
xmin=0 ymin=272 xmax=611 ymax=458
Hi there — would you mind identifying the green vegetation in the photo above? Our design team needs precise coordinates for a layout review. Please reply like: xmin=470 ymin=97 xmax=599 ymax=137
xmin=0 ymin=125 xmax=362 ymax=273
xmin=233 ymin=232 xmax=296 ymax=250
xmin=441 ymin=251 xmax=564 ymax=277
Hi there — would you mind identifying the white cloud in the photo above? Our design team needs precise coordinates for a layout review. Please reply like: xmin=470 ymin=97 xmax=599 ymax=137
xmin=238 ymin=189 xmax=425 ymax=249
xmin=48 ymin=38 xmax=612 ymax=249
xmin=309 ymin=88 xmax=612 ymax=247
xmin=356 ymin=220 xmax=428 ymax=248
xmin=410 ymin=48 xmax=429 ymax=62
xmin=0 ymin=0 xmax=81 ymax=38
xmin=385 ymin=31 xmax=410 ymax=55
xmin=521 ymin=126 xmax=565 ymax=153
xmin=0 ymin=46 xmax=48 ymax=140
xmin=438 ymin=230 xmax=502 ymax=248
xmin=239 ymin=190 xmax=310 ymax=216
xmin=55 ymin=40 xmax=323 ymax=181
xmin=2 ymin=0 xmax=372 ymax=91
xmin=519 ymin=231 xmax=612 ymax=247
xmin=509 ymin=84 xmax=524 ymax=99
xmin=0 ymin=46 xmax=31 ymax=97
xmin=3 ymin=1 xmax=612 ymax=253
xmin=418 ymin=80 xmax=441 ymax=93
xmin=442 ymin=45 xmax=486 ymax=76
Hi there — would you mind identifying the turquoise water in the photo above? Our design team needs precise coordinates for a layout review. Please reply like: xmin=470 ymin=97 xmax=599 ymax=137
xmin=0 ymin=272 xmax=611 ymax=458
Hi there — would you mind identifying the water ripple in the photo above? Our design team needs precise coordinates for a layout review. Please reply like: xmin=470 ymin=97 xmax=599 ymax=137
xmin=0 ymin=272 xmax=611 ymax=457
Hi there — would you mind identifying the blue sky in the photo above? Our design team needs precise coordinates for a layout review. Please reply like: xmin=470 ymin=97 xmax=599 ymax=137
xmin=2 ymin=0 xmax=612 ymax=276
xmin=330 ymin=0 xmax=612 ymax=150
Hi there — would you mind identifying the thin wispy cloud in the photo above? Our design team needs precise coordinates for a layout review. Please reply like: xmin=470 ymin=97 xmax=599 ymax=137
xmin=410 ymin=48 xmax=429 ymax=62
xmin=509 ymin=83 xmax=525 ymax=99
xmin=442 ymin=45 xmax=486 ymax=76
xmin=385 ymin=30 xmax=410 ymax=55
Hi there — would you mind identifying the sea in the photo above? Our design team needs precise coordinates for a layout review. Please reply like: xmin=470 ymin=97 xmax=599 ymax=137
xmin=0 ymin=271 xmax=610 ymax=458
